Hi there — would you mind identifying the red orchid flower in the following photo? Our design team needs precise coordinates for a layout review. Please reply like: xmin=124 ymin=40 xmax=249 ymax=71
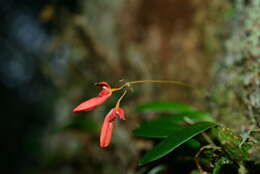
xmin=72 ymin=80 xmax=189 ymax=148
xmin=73 ymin=82 xmax=112 ymax=113
xmin=100 ymin=107 xmax=125 ymax=147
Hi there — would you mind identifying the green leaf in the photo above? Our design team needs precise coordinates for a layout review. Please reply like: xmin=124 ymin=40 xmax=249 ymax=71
xmin=151 ymin=112 xmax=215 ymax=125
xmin=137 ymin=101 xmax=194 ymax=113
xmin=133 ymin=112 xmax=214 ymax=138
xmin=139 ymin=122 xmax=216 ymax=165
xmin=133 ymin=123 xmax=201 ymax=148
xmin=133 ymin=121 xmax=184 ymax=138
xmin=185 ymin=138 xmax=201 ymax=149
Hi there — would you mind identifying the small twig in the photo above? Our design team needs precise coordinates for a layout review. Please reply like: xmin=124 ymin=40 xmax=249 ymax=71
xmin=195 ymin=145 xmax=221 ymax=174
xmin=201 ymin=132 xmax=216 ymax=146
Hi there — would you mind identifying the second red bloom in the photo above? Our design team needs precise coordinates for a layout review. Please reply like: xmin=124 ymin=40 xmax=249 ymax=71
xmin=100 ymin=107 xmax=125 ymax=147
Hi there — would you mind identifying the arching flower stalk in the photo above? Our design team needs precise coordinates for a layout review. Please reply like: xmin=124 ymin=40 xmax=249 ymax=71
xmin=72 ymin=80 xmax=190 ymax=147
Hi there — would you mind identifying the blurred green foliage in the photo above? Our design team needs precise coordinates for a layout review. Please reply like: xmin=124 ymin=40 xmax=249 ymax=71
xmin=134 ymin=101 xmax=217 ymax=165
xmin=137 ymin=101 xmax=194 ymax=113
xmin=138 ymin=121 xmax=216 ymax=165
xmin=134 ymin=101 xmax=254 ymax=173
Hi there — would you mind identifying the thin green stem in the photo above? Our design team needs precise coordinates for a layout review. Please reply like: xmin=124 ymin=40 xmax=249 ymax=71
xmin=111 ymin=80 xmax=191 ymax=92
xmin=116 ymin=90 xmax=127 ymax=108
xmin=128 ymin=80 xmax=191 ymax=87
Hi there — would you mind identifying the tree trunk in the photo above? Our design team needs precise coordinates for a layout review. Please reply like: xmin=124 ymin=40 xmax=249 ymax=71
xmin=210 ymin=0 xmax=260 ymax=161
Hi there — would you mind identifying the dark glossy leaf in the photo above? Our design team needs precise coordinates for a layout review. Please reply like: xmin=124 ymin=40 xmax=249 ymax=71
xmin=133 ymin=121 xmax=184 ymax=138
xmin=149 ymin=112 xmax=215 ymax=125
xmin=185 ymin=138 xmax=201 ymax=149
xmin=137 ymin=101 xmax=194 ymax=113
xmin=139 ymin=122 xmax=216 ymax=165
xmin=133 ymin=112 xmax=214 ymax=138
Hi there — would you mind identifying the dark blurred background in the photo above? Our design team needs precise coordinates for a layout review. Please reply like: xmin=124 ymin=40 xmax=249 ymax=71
xmin=0 ymin=0 xmax=230 ymax=174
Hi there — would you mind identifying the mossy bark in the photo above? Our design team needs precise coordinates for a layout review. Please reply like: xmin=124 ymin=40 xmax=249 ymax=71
xmin=210 ymin=0 xmax=260 ymax=162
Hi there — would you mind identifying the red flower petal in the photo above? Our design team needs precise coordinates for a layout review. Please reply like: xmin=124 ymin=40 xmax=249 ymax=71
xmin=73 ymin=82 xmax=112 ymax=113
xmin=95 ymin=81 xmax=110 ymax=88
xmin=100 ymin=109 xmax=114 ymax=147
xmin=99 ymin=107 xmax=126 ymax=147
xmin=115 ymin=107 xmax=125 ymax=120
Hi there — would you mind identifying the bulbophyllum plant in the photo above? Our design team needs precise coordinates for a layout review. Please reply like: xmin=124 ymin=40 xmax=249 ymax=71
xmin=73 ymin=80 xmax=189 ymax=147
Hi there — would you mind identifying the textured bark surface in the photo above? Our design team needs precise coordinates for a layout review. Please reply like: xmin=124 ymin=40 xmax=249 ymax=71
xmin=209 ymin=0 xmax=260 ymax=162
